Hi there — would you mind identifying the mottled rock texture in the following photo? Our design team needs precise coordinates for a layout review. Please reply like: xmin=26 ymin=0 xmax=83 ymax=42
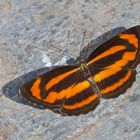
xmin=0 ymin=0 xmax=140 ymax=140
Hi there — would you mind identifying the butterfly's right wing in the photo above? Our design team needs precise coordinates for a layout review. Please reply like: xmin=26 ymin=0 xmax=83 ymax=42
xmin=86 ymin=26 xmax=140 ymax=99
xmin=20 ymin=66 xmax=100 ymax=116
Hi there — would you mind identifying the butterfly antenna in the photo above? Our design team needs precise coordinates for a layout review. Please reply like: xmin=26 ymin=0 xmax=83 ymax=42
xmin=66 ymin=30 xmax=70 ymax=52
xmin=80 ymin=29 xmax=87 ymax=51
xmin=78 ymin=29 xmax=87 ymax=61
xmin=57 ymin=31 xmax=70 ymax=55
xmin=52 ymin=31 xmax=70 ymax=64
xmin=65 ymin=31 xmax=78 ymax=58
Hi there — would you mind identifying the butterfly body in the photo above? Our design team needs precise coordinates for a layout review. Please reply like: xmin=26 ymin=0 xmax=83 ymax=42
xmin=20 ymin=25 xmax=140 ymax=116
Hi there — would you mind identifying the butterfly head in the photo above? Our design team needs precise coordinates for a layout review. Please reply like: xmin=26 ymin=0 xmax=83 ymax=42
xmin=76 ymin=56 xmax=85 ymax=66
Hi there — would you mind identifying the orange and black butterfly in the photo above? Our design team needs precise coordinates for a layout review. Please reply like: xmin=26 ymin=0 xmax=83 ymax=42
xmin=20 ymin=25 xmax=140 ymax=116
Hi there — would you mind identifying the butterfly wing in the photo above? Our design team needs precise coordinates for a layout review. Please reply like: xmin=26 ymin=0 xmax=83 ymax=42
xmin=89 ymin=67 xmax=136 ymax=98
xmin=87 ymin=25 xmax=140 ymax=98
xmin=20 ymin=66 xmax=100 ymax=116
xmin=87 ymin=25 xmax=140 ymax=69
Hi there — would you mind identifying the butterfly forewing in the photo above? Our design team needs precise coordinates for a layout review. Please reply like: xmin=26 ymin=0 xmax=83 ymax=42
xmin=20 ymin=66 xmax=100 ymax=116
xmin=87 ymin=25 xmax=140 ymax=69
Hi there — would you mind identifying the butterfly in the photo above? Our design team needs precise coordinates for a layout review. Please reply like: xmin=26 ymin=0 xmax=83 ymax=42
xmin=20 ymin=25 xmax=140 ymax=116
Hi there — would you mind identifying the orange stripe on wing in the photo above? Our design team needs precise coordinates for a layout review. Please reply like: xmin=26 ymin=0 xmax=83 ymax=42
xmin=30 ymin=78 xmax=41 ymax=99
xmin=46 ymin=69 xmax=78 ymax=90
xmin=63 ymin=94 xmax=97 ymax=110
xmin=101 ymin=70 xmax=132 ymax=94
xmin=119 ymin=34 xmax=138 ymax=48
xmin=44 ymin=80 xmax=90 ymax=103
xmin=94 ymin=51 xmax=137 ymax=82
xmin=88 ymin=45 xmax=126 ymax=65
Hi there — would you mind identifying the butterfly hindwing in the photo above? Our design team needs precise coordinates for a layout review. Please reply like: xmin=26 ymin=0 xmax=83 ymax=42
xmin=97 ymin=69 xmax=136 ymax=98
xmin=20 ymin=66 xmax=100 ymax=116
xmin=88 ymin=67 xmax=136 ymax=98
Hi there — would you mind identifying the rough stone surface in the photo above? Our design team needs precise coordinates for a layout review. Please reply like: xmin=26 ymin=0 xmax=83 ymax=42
xmin=0 ymin=0 xmax=140 ymax=140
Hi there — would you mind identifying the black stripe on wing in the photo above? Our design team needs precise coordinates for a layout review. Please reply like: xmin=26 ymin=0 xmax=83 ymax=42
xmin=96 ymin=69 xmax=136 ymax=98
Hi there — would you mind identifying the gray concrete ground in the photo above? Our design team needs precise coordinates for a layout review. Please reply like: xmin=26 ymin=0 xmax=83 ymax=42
xmin=0 ymin=0 xmax=140 ymax=140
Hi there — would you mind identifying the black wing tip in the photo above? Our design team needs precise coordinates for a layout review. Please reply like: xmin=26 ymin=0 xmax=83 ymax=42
xmin=19 ymin=87 xmax=46 ymax=108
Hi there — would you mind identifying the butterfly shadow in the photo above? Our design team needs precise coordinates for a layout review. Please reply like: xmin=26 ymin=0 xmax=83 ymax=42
xmin=1 ymin=67 xmax=55 ymax=109
xmin=2 ymin=26 xmax=126 ymax=109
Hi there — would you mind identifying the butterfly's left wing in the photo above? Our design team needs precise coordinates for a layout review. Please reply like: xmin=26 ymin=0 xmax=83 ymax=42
xmin=87 ymin=25 xmax=140 ymax=98
xmin=20 ymin=66 xmax=100 ymax=116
